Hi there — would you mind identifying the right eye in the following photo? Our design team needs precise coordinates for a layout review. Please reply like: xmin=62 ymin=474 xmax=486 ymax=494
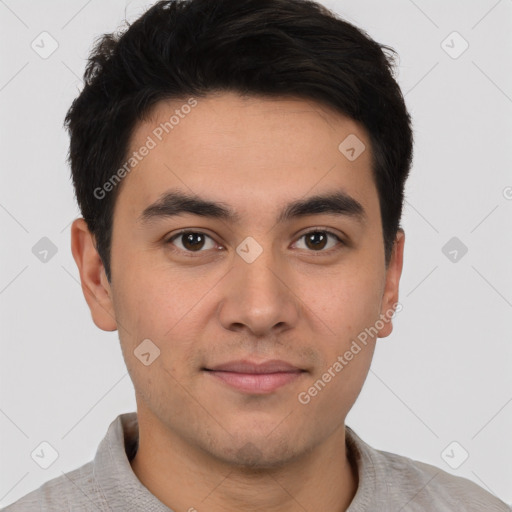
xmin=166 ymin=230 xmax=221 ymax=255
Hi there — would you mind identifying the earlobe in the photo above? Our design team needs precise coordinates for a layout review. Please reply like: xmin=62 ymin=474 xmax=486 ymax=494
xmin=70 ymin=218 xmax=118 ymax=332
xmin=377 ymin=229 xmax=405 ymax=338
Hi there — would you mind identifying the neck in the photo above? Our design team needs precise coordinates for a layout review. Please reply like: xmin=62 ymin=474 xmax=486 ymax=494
xmin=130 ymin=412 xmax=359 ymax=512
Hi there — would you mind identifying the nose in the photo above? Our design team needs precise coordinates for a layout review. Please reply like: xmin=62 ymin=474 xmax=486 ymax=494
xmin=217 ymin=243 xmax=300 ymax=337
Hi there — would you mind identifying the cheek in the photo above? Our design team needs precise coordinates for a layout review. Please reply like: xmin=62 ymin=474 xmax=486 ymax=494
xmin=112 ymin=262 xmax=190 ymax=338
xmin=297 ymin=266 xmax=382 ymax=405
xmin=303 ymin=264 xmax=383 ymax=340
xmin=295 ymin=338 xmax=376 ymax=436
xmin=112 ymin=268 xmax=206 ymax=380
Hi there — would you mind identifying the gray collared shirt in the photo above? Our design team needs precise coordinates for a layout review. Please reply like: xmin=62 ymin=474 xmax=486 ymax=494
xmin=2 ymin=412 xmax=510 ymax=511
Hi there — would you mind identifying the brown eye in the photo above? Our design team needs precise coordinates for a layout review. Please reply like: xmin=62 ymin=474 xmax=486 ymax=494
xmin=168 ymin=231 xmax=217 ymax=252
xmin=294 ymin=230 xmax=343 ymax=252
xmin=305 ymin=231 xmax=328 ymax=250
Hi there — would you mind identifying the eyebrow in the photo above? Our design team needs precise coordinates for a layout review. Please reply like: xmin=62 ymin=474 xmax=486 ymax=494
xmin=138 ymin=189 xmax=367 ymax=226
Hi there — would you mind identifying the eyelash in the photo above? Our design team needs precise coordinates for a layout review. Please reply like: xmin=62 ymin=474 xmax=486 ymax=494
xmin=165 ymin=228 xmax=345 ymax=257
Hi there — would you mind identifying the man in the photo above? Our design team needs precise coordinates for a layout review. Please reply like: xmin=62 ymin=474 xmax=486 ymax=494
xmin=3 ymin=0 xmax=510 ymax=510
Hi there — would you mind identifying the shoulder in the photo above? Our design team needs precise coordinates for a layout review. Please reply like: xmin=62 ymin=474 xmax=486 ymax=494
xmin=346 ymin=427 xmax=511 ymax=511
xmin=381 ymin=449 xmax=509 ymax=511
xmin=0 ymin=461 xmax=106 ymax=512
xmin=1 ymin=413 xmax=135 ymax=512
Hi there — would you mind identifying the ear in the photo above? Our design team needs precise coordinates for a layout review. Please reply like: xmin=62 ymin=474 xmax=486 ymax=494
xmin=377 ymin=228 xmax=405 ymax=338
xmin=70 ymin=218 xmax=118 ymax=331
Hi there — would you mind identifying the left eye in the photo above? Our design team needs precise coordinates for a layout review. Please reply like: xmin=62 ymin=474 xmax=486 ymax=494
xmin=293 ymin=230 xmax=343 ymax=252
xmin=166 ymin=229 xmax=343 ymax=254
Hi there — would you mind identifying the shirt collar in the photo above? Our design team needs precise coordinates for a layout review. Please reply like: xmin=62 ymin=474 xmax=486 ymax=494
xmin=93 ymin=412 xmax=374 ymax=511
xmin=93 ymin=412 xmax=173 ymax=511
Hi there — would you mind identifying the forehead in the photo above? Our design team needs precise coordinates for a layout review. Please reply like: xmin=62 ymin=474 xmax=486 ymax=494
xmin=116 ymin=92 xmax=379 ymax=224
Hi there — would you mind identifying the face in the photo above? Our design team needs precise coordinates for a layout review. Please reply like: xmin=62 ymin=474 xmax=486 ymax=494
xmin=73 ymin=91 xmax=404 ymax=468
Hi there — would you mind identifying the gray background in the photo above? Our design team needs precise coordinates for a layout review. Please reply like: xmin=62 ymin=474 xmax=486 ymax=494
xmin=1 ymin=0 xmax=511 ymax=507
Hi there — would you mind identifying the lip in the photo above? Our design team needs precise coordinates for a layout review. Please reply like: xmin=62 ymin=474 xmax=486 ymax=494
xmin=206 ymin=359 xmax=303 ymax=373
xmin=203 ymin=359 xmax=306 ymax=394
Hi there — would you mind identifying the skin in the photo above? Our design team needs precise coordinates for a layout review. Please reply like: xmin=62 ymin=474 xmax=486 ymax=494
xmin=71 ymin=91 xmax=405 ymax=512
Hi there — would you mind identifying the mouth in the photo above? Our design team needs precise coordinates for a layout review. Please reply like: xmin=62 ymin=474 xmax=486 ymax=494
xmin=202 ymin=359 xmax=307 ymax=394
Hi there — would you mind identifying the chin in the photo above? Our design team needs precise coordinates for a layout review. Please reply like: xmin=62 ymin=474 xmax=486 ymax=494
xmin=206 ymin=433 xmax=304 ymax=471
